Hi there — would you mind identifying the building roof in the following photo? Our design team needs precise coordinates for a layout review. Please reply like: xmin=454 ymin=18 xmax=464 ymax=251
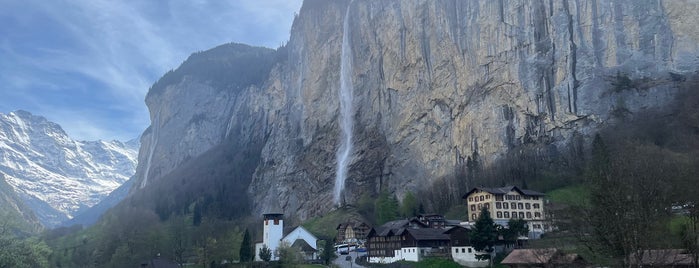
xmin=140 ymin=257 xmax=179 ymax=268
xmin=402 ymin=228 xmax=450 ymax=241
xmin=501 ymin=248 xmax=586 ymax=265
xmin=629 ymin=249 xmax=693 ymax=266
xmin=500 ymin=248 xmax=558 ymax=264
xmin=462 ymin=186 xmax=545 ymax=199
xmin=290 ymin=239 xmax=317 ymax=253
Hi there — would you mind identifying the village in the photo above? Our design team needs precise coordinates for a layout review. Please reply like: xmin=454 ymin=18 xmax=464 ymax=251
xmin=248 ymin=185 xmax=696 ymax=268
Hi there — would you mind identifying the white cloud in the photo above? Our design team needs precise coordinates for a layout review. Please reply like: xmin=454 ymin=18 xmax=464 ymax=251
xmin=0 ymin=0 xmax=303 ymax=141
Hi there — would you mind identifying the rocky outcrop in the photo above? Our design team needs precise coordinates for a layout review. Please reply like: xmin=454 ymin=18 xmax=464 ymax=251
xmin=134 ymin=0 xmax=699 ymax=221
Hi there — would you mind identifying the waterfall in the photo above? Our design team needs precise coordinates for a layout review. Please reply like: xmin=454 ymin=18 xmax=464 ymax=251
xmin=333 ymin=3 xmax=354 ymax=205
xmin=140 ymin=109 xmax=160 ymax=189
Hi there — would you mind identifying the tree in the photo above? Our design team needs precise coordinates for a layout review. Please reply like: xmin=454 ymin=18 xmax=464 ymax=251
xmin=276 ymin=241 xmax=300 ymax=267
xmin=374 ymin=191 xmax=399 ymax=225
xmin=470 ymin=207 xmax=497 ymax=264
xmin=239 ymin=229 xmax=253 ymax=263
xmin=320 ymin=239 xmax=337 ymax=265
xmin=400 ymin=192 xmax=419 ymax=217
xmin=259 ymin=245 xmax=272 ymax=262
xmin=193 ymin=202 xmax=202 ymax=227
xmin=501 ymin=219 xmax=529 ymax=245
xmin=583 ymin=135 xmax=681 ymax=266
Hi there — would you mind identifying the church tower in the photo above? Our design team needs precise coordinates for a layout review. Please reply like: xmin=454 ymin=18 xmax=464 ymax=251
xmin=262 ymin=213 xmax=284 ymax=260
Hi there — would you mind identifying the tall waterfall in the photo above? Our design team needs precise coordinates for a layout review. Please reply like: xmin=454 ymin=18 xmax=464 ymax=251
xmin=333 ymin=3 xmax=354 ymax=205
xmin=140 ymin=109 xmax=160 ymax=189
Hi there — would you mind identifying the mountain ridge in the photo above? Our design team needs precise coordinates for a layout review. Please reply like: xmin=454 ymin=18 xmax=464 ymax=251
xmin=0 ymin=110 xmax=139 ymax=227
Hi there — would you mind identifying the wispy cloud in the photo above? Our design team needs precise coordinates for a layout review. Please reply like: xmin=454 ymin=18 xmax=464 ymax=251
xmin=0 ymin=0 xmax=302 ymax=141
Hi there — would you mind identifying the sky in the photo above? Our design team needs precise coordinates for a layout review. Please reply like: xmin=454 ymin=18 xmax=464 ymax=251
xmin=0 ymin=0 xmax=303 ymax=141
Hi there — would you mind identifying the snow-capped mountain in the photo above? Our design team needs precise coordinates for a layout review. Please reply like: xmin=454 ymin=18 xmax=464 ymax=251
xmin=0 ymin=110 xmax=138 ymax=227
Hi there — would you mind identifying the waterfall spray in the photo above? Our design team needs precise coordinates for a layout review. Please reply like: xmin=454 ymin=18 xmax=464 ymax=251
xmin=333 ymin=3 xmax=354 ymax=205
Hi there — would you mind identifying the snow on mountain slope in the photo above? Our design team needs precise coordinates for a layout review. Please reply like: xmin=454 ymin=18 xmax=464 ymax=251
xmin=0 ymin=110 xmax=138 ymax=227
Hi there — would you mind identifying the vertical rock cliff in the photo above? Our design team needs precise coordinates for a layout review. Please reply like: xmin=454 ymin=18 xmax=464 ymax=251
xmin=133 ymin=0 xmax=699 ymax=220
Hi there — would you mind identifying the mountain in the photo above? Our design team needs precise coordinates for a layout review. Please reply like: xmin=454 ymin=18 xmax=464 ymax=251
xmin=130 ymin=0 xmax=699 ymax=222
xmin=0 ymin=173 xmax=42 ymax=232
xmin=0 ymin=110 xmax=139 ymax=227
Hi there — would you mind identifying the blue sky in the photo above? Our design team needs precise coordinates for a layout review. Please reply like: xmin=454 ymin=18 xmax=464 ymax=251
xmin=0 ymin=0 xmax=302 ymax=141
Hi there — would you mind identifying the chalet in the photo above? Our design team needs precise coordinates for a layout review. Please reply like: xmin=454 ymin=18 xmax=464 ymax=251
xmin=463 ymin=186 xmax=550 ymax=238
xmin=336 ymin=221 xmax=370 ymax=244
xmin=445 ymin=225 xmax=488 ymax=267
xmin=500 ymin=248 xmax=588 ymax=268
xmin=366 ymin=216 xmax=488 ymax=266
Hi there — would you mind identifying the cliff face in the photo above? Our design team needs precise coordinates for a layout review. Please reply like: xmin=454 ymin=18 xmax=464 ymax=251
xmin=133 ymin=0 xmax=699 ymax=220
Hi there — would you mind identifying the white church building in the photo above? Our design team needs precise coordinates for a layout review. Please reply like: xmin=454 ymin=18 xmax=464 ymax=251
xmin=254 ymin=213 xmax=320 ymax=262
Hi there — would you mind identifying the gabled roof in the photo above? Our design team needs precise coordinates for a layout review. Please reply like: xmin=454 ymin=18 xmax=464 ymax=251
xmin=500 ymin=248 xmax=558 ymax=264
xmin=401 ymin=228 xmax=450 ymax=241
xmin=443 ymin=225 xmax=472 ymax=234
xmin=629 ymin=249 xmax=693 ymax=265
xmin=290 ymin=239 xmax=317 ymax=252
xmin=462 ymin=186 xmax=545 ymax=199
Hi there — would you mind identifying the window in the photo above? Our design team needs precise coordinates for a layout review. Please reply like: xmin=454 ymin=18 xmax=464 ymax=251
xmin=462 ymin=248 xmax=465 ymax=253
xmin=468 ymin=248 xmax=472 ymax=253
xmin=471 ymin=214 xmax=476 ymax=220
xmin=471 ymin=205 xmax=476 ymax=211
xmin=518 ymin=203 xmax=523 ymax=210
xmin=535 ymin=212 xmax=541 ymax=218
xmin=516 ymin=195 xmax=521 ymax=200
xmin=455 ymin=248 xmax=458 ymax=253
xmin=503 ymin=202 xmax=509 ymax=209
xmin=477 ymin=204 xmax=482 ymax=210
xmin=519 ymin=212 xmax=525 ymax=218
xmin=274 ymin=219 xmax=279 ymax=225
xmin=533 ymin=203 xmax=540 ymax=209
xmin=512 ymin=212 xmax=517 ymax=218
xmin=496 ymin=195 xmax=503 ymax=201
xmin=526 ymin=212 xmax=532 ymax=219
xmin=265 ymin=220 xmax=268 ymax=225
xmin=469 ymin=197 xmax=473 ymax=202
xmin=524 ymin=196 xmax=530 ymax=200
xmin=480 ymin=196 xmax=484 ymax=201
xmin=497 ymin=211 xmax=502 ymax=218
xmin=525 ymin=203 xmax=531 ymax=209
xmin=511 ymin=202 xmax=517 ymax=209
xmin=533 ymin=196 xmax=539 ymax=200
xmin=484 ymin=203 xmax=490 ymax=209
xmin=496 ymin=202 xmax=502 ymax=209
xmin=486 ymin=195 xmax=490 ymax=199
xmin=504 ymin=211 xmax=510 ymax=218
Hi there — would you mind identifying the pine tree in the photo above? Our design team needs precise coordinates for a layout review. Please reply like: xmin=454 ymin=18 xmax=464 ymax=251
xmin=259 ymin=245 xmax=272 ymax=262
xmin=470 ymin=207 xmax=497 ymax=262
xmin=239 ymin=229 xmax=252 ymax=262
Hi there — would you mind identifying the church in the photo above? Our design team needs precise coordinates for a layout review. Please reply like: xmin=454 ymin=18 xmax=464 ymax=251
xmin=254 ymin=213 xmax=320 ymax=261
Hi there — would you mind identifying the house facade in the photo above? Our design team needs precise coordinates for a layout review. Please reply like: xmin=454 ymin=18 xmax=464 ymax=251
xmin=366 ymin=217 xmax=487 ymax=266
xmin=463 ymin=186 xmax=550 ymax=238
xmin=336 ymin=221 xmax=370 ymax=244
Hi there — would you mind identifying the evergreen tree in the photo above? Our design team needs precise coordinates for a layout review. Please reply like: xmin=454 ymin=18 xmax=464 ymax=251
xmin=320 ymin=239 xmax=337 ymax=265
xmin=375 ymin=191 xmax=399 ymax=225
xmin=239 ymin=229 xmax=252 ymax=262
xmin=259 ymin=245 xmax=272 ymax=262
xmin=470 ymin=208 xmax=497 ymax=262
xmin=193 ymin=202 xmax=202 ymax=226
xmin=400 ymin=192 xmax=419 ymax=217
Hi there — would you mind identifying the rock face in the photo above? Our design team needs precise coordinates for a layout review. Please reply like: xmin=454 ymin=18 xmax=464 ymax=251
xmin=134 ymin=0 xmax=699 ymax=221
xmin=0 ymin=111 xmax=139 ymax=227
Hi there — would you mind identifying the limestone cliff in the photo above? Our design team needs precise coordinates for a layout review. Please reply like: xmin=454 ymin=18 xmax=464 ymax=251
xmin=133 ymin=0 xmax=699 ymax=220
